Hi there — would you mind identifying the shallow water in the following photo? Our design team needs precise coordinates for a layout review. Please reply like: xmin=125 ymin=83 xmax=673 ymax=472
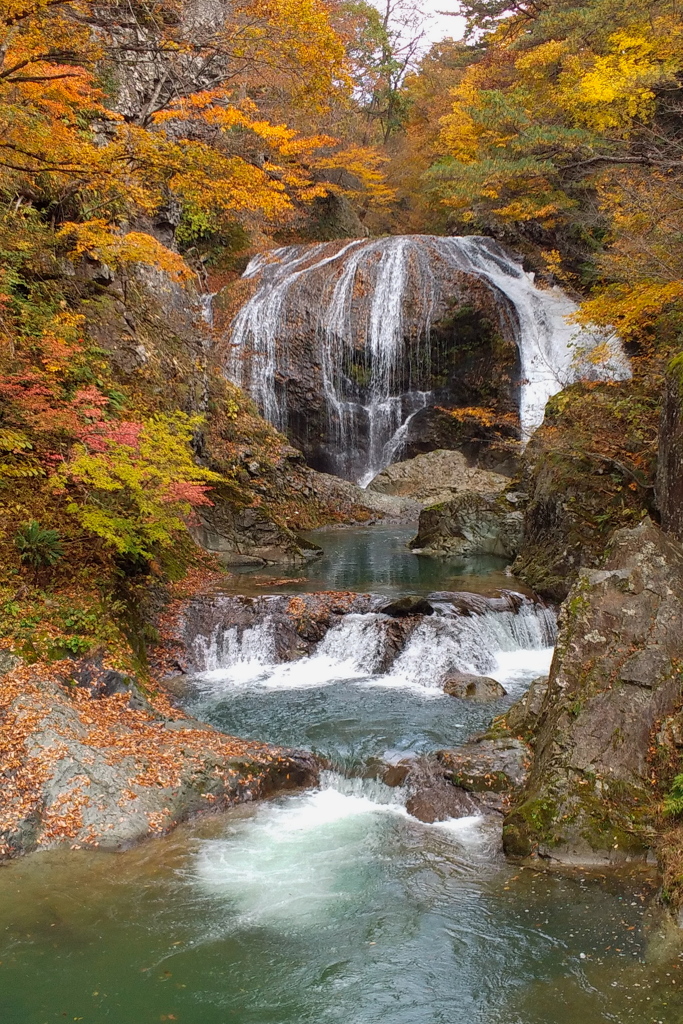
xmin=223 ymin=524 xmax=514 ymax=596
xmin=1 ymin=528 xmax=682 ymax=1023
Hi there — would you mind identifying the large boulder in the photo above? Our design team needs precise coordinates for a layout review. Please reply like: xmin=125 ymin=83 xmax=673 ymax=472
xmin=307 ymin=471 xmax=422 ymax=521
xmin=437 ymin=737 xmax=531 ymax=812
xmin=366 ymin=449 xmax=509 ymax=506
xmin=404 ymin=758 xmax=481 ymax=823
xmin=410 ymin=491 xmax=524 ymax=559
xmin=191 ymin=509 xmax=321 ymax=566
xmin=504 ymin=519 xmax=683 ymax=864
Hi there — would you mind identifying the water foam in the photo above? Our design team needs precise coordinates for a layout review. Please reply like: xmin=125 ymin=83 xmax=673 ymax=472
xmin=193 ymin=773 xmax=410 ymax=929
xmin=193 ymin=771 xmax=499 ymax=931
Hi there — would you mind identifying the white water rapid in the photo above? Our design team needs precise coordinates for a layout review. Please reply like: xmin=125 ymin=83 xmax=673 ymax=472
xmin=227 ymin=235 xmax=626 ymax=482
xmin=193 ymin=769 xmax=497 ymax=932
xmin=191 ymin=599 xmax=557 ymax=697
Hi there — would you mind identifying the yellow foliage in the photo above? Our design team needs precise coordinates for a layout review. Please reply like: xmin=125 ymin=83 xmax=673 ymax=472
xmin=575 ymin=282 xmax=683 ymax=341
xmin=312 ymin=146 xmax=395 ymax=204
xmin=56 ymin=223 xmax=191 ymax=280
xmin=437 ymin=406 xmax=498 ymax=427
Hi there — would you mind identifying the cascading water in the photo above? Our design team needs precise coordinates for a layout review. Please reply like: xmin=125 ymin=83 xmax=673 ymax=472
xmin=200 ymin=291 xmax=216 ymax=327
xmin=227 ymin=234 xmax=626 ymax=482
xmin=191 ymin=598 xmax=557 ymax=698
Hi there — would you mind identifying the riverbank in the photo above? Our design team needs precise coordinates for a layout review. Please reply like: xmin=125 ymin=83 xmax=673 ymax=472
xmin=0 ymin=657 xmax=319 ymax=859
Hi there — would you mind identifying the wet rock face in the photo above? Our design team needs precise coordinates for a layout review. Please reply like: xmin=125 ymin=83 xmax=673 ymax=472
xmin=403 ymin=757 xmax=480 ymax=823
xmin=379 ymin=595 xmax=434 ymax=617
xmin=410 ymin=491 xmax=524 ymax=559
xmin=224 ymin=236 xmax=521 ymax=480
xmin=400 ymin=406 xmax=520 ymax=476
xmin=437 ymin=737 xmax=531 ymax=811
xmin=406 ymin=777 xmax=480 ymax=823
xmin=403 ymin=737 xmax=530 ymax=821
xmin=173 ymin=591 xmax=382 ymax=673
xmin=504 ymin=519 xmax=683 ymax=865
xmin=504 ymin=675 xmax=549 ymax=736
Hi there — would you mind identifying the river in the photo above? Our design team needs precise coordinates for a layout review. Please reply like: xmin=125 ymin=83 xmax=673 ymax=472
xmin=0 ymin=527 xmax=681 ymax=1023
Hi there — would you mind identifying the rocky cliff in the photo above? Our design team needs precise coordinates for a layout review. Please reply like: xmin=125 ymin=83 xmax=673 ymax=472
xmin=657 ymin=364 xmax=683 ymax=544
xmin=503 ymin=519 xmax=683 ymax=865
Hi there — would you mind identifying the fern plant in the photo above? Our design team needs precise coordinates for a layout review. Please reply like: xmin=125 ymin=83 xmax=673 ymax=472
xmin=14 ymin=520 xmax=64 ymax=575
xmin=663 ymin=774 xmax=683 ymax=817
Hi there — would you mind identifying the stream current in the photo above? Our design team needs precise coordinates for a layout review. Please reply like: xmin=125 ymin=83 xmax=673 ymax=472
xmin=1 ymin=528 xmax=683 ymax=1022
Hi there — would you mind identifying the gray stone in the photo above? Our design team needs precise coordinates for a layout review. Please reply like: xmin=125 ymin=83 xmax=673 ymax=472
xmin=403 ymin=757 xmax=480 ymax=823
xmin=443 ymin=673 xmax=507 ymax=701
xmin=0 ymin=651 xmax=20 ymax=678
xmin=366 ymin=449 xmax=509 ymax=506
xmin=307 ymin=472 xmax=422 ymax=521
xmin=437 ymin=738 xmax=531 ymax=800
xmin=0 ymin=670 xmax=320 ymax=859
xmin=410 ymin=491 xmax=523 ymax=558
xmin=505 ymin=675 xmax=549 ymax=734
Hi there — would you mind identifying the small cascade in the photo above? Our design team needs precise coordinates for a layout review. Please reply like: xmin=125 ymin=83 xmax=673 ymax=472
xmin=388 ymin=602 xmax=556 ymax=691
xmin=226 ymin=235 xmax=627 ymax=481
xmin=199 ymin=291 xmax=216 ymax=327
xmin=318 ymin=769 xmax=408 ymax=807
xmin=191 ymin=596 xmax=557 ymax=694
xmin=193 ymin=618 xmax=276 ymax=677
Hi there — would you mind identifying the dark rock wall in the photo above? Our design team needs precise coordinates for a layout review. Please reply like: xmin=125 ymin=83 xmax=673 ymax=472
xmin=657 ymin=366 xmax=683 ymax=543
xmin=223 ymin=238 xmax=522 ymax=478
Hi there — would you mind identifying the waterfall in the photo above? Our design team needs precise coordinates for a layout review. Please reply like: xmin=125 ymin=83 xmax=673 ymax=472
xmin=226 ymin=235 xmax=626 ymax=482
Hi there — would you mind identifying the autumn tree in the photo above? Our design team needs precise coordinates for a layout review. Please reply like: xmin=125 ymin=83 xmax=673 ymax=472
xmin=421 ymin=0 xmax=683 ymax=340
xmin=0 ymin=0 xmax=393 ymax=581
